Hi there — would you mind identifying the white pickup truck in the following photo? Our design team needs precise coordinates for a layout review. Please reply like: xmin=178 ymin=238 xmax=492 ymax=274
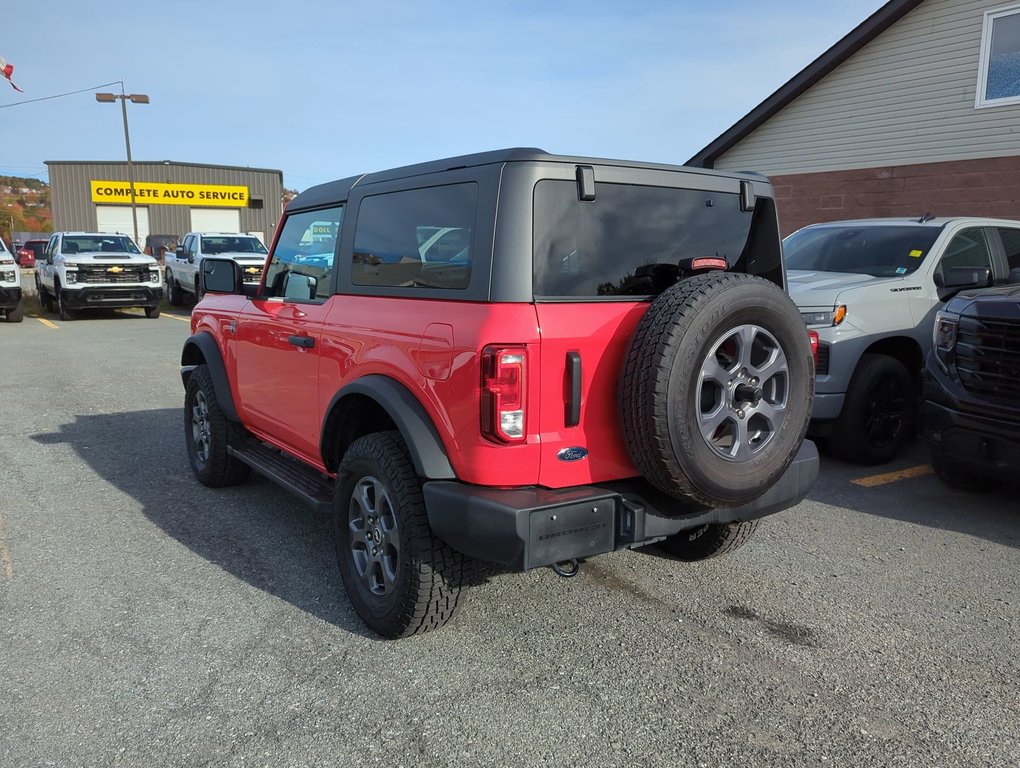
xmin=0 ymin=238 xmax=22 ymax=323
xmin=35 ymin=232 xmax=163 ymax=320
xmin=784 ymin=216 xmax=1020 ymax=464
xmin=164 ymin=232 xmax=268 ymax=305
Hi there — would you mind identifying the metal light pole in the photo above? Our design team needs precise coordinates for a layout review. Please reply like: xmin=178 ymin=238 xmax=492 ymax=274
xmin=96 ymin=83 xmax=149 ymax=247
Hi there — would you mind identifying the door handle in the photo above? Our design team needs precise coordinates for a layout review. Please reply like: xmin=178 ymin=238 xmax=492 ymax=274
xmin=288 ymin=335 xmax=315 ymax=349
xmin=566 ymin=350 xmax=582 ymax=426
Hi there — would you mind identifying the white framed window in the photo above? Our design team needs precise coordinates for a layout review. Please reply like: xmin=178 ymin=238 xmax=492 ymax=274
xmin=976 ymin=4 xmax=1020 ymax=108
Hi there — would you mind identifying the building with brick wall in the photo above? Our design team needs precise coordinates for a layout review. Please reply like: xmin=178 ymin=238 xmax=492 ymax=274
xmin=688 ymin=0 xmax=1020 ymax=236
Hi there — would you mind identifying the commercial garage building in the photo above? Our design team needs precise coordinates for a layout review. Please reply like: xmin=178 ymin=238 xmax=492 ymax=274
xmin=45 ymin=160 xmax=283 ymax=250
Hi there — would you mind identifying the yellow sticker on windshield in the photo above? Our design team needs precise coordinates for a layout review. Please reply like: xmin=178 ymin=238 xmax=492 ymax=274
xmin=909 ymin=249 xmax=923 ymax=258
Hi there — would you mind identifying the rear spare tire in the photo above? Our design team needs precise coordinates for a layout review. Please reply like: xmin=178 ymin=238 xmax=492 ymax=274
xmin=621 ymin=272 xmax=813 ymax=506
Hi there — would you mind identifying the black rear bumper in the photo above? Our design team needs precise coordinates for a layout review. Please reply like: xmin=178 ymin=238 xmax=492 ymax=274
xmin=0 ymin=286 xmax=22 ymax=311
xmin=423 ymin=440 xmax=819 ymax=570
xmin=61 ymin=286 xmax=163 ymax=309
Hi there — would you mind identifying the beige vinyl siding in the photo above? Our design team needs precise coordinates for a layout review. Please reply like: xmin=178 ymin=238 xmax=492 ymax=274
xmin=715 ymin=0 xmax=1020 ymax=175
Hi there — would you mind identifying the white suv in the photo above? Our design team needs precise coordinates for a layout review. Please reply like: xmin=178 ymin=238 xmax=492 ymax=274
xmin=35 ymin=232 xmax=163 ymax=320
xmin=0 ymin=238 xmax=22 ymax=323
xmin=165 ymin=232 xmax=268 ymax=304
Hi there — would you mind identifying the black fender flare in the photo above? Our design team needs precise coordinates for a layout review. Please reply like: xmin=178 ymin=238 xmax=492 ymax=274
xmin=180 ymin=332 xmax=240 ymax=422
xmin=321 ymin=375 xmax=455 ymax=480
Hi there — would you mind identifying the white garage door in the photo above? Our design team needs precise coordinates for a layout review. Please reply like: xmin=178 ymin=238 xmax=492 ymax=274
xmin=190 ymin=208 xmax=240 ymax=233
xmin=96 ymin=205 xmax=149 ymax=248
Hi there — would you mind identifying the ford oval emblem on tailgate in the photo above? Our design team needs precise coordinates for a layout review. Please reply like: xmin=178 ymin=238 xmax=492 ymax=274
xmin=557 ymin=447 xmax=588 ymax=462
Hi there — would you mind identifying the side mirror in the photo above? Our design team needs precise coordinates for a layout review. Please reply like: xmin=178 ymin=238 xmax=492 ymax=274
xmin=1009 ymin=267 xmax=1020 ymax=285
xmin=175 ymin=246 xmax=186 ymax=260
xmin=282 ymin=272 xmax=316 ymax=300
xmin=201 ymin=257 xmax=243 ymax=295
xmin=943 ymin=265 xmax=991 ymax=290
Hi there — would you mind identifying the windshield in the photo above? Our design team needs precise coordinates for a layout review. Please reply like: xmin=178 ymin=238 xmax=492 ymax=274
xmin=201 ymin=236 xmax=268 ymax=255
xmin=784 ymin=224 xmax=943 ymax=277
xmin=63 ymin=235 xmax=141 ymax=254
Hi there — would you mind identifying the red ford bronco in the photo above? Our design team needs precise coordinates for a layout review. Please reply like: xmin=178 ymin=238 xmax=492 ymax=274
xmin=181 ymin=149 xmax=818 ymax=638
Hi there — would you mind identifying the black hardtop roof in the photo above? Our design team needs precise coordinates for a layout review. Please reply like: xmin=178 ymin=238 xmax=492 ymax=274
xmin=287 ymin=147 xmax=768 ymax=212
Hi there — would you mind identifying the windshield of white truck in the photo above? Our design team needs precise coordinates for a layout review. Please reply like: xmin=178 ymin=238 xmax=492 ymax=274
xmin=784 ymin=224 xmax=943 ymax=277
xmin=201 ymin=236 xmax=268 ymax=255
xmin=63 ymin=235 xmax=141 ymax=254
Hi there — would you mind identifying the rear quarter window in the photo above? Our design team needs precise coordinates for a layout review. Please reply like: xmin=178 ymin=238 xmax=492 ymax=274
xmin=351 ymin=183 xmax=476 ymax=291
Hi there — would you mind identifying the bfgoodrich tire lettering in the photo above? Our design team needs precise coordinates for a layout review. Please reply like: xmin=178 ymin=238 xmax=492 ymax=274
xmin=184 ymin=364 xmax=251 ymax=487
xmin=658 ymin=520 xmax=760 ymax=561
xmin=334 ymin=431 xmax=466 ymax=638
xmin=621 ymin=272 xmax=814 ymax=506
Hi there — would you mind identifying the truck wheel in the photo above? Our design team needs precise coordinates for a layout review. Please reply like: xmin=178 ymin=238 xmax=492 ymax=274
xmin=166 ymin=271 xmax=183 ymax=306
xmin=184 ymin=364 xmax=251 ymax=487
xmin=5 ymin=302 xmax=23 ymax=323
xmin=145 ymin=304 xmax=161 ymax=319
xmin=36 ymin=277 xmax=53 ymax=312
xmin=55 ymin=283 xmax=75 ymax=321
xmin=658 ymin=520 xmax=760 ymax=561
xmin=828 ymin=354 xmax=914 ymax=465
xmin=621 ymin=272 xmax=814 ymax=507
xmin=334 ymin=431 xmax=467 ymax=638
xmin=931 ymin=450 xmax=994 ymax=492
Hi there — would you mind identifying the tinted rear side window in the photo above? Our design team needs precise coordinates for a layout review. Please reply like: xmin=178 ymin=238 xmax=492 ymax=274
xmin=533 ymin=180 xmax=756 ymax=298
xmin=996 ymin=226 xmax=1020 ymax=270
xmin=352 ymin=183 xmax=476 ymax=290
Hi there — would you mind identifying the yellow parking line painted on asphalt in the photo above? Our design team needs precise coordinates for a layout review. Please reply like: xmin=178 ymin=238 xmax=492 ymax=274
xmin=851 ymin=464 xmax=934 ymax=488
xmin=160 ymin=314 xmax=191 ymax=323
xmin=0 ymin=509 xmax=13 ymax=579
xmin=30 ymin=314 xmax=59 ymax=330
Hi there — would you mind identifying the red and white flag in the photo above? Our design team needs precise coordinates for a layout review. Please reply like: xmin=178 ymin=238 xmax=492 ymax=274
xmin=0 ymin=56 xmax=23 ymax=93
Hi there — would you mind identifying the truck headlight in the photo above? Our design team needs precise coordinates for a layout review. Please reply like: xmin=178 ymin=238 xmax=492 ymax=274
xmin=149 ymin=269 xmax=160 ymax=283
xmin=1 ymin=269 xmax=15 ymax=282
xmin=801 ymin=305 xmax=847 ymax=327
xmin=64 ymin=270 xmax=78 ymax=285
xmin=933 ymin=311 xmax=958 ymax=351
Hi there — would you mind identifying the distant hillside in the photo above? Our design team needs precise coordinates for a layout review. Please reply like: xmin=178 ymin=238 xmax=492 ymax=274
xmin=1 ymin=176 xmax=52 ymax=241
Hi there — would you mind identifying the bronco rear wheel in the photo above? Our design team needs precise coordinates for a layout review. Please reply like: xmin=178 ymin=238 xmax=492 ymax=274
xmin=334 ymin=431 xmax=467 ymax=638
xmin=621 ymin=272 xmax=814 ymax=507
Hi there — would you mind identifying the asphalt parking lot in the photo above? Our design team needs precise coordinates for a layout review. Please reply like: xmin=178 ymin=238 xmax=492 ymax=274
xmin=1 ymin=308 xmax=1017 ymax=768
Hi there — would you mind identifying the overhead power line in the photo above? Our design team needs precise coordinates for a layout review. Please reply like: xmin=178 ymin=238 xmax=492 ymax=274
xmin=0 ymin=81 xmax=122 ymax=109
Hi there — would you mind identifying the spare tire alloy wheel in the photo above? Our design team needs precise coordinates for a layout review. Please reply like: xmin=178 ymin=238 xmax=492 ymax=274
xmin=621 ymin=272 xmax=814 ymax=507
xmin=698 ymin=324 xmax=788 ymax=462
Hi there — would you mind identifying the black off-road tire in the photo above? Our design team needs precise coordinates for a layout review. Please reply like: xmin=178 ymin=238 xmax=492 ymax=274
xmin=6 ymin=302 xmax=23 ymax=323
xmin=621 ymin=272 xmax=814 ymax=507
xmin=659 ymin=520 xmax=760 ymax=561
xmin=828 ymin=353 xmax=915 ymax=465
xmin=931 ymin=450 xmax=994 ymax=493
xmin=37 ymin=278 xmax=53 ymax=312
xmin=334 ymin=431 xmax=467 ymax=639
xmin=145 ymin=304 xmax=161 ymax=318
xmin=55 ymin=283 xmax=75 ymax=321
xmin=166 ymin=271 xmax=183 ymax=306
xmin=184 ymin=364 xmax=251 ymax=487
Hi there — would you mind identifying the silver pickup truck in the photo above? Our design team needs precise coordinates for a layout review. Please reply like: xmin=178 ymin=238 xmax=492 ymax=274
xmin=784 ymin=216 xmax=1020 ymax=464
xmin=165 ymin=232 xmax=268 ymax=305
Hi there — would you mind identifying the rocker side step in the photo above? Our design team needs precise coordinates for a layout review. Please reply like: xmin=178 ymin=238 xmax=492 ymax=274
xmin=228 ymin=440 xmax=334 ymax=513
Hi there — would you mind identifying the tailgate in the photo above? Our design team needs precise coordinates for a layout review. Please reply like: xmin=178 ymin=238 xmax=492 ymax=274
xmin=533 ymin=302 xmax=648 ymax=488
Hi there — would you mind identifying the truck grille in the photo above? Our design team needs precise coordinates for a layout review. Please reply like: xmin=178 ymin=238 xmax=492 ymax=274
xmin=955 ymin=315 xmax=1020 ymax=403
xmin=240 ymin=266 xmax=264 ymax=283
xmin=77 ymin=265 xmax=150 ymax=284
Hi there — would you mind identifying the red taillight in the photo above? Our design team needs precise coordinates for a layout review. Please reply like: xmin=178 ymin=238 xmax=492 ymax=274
xmin=808 ymin=330 xmax=819 ymax=366
xmin=481 ymin=345 xmax=527 ymax=443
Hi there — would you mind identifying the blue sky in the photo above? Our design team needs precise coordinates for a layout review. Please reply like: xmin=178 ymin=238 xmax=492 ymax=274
xmin=2 ymin=0 xmax=887 ymax=191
